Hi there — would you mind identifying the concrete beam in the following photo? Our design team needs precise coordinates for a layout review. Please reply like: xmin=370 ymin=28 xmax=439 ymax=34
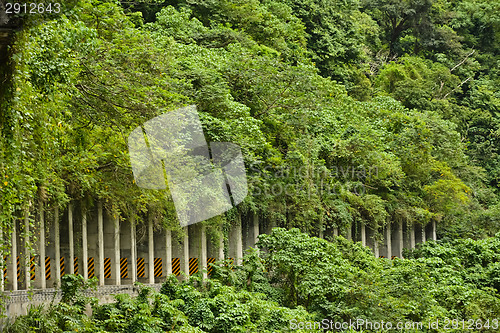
xmin=68 ymin=203 xmax=74 ymax=275
xmin=114 ymin=215 xmax=120 ymax=286
xmin=54 ymin=207 xmax=60 ymax=287
xmin=398 ymin=221 xmax=403 ymax=258
xmin=201 ymin=225 xmax=207 ymax=280
xmin=361 ymin=223 xmax=366 ymax=246
xmin=183 ymin=227 xmax=189 ymax=278
xmin=346 ymin=224 xmax=352 ymax=241
xmin=236 ymin=214 xmax=243 ymax=266
xmin=11 ymin=219 xmax=17 ymax=291
xmin=165 ymin=229 xmax=172 ymax=276
xmin=218 ymin=232 xmax=224 ymax=261
xmin=24 ymin=208 xmax=30 ymax=289
xmin=39 ymin=200 xmax=45 ymax=289
xmin=130 ymin=216 xmax=137 ymax=283
xmin=97 ymin=202 xmax=104 ymax=286
xmin=253 ymin=213 xmax=259 ymax=247
xmin=410 ymin=224 xmax=415 ymax=249
xmin=386 ymin=223 xmax=391 ymax=259
xmin=148 ymin=214 xmax=154 ymax=284
xmin=82 ymin=205 xmax=88 ymax=280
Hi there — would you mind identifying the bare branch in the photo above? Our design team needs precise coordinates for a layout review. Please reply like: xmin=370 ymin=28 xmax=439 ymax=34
xmin=255 ymin=77 xmax=295 ymax=118
xmin=450 ymin=50 xmax=475 ymax=72
xmin=443 ymin=76 xmax=472 ymax=99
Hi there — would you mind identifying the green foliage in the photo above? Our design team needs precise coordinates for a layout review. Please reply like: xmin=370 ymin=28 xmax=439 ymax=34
xmin=60 ymin=274 xmax=98 ymax=311
xmin=1 ymin=0 xmax=497 ymax=241
xmin=4 ymin=274 xmax=99 ymax=333
xmin=1 ymin=1 xmax=499 ymax=330
xmin=7 ymin=230 xmax=500 ymax=332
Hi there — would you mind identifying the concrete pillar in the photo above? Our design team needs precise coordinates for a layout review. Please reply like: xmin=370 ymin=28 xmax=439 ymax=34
xmin=346 ymin=224 xmax=352 ymax=241
xmin=130 ymin=216 xmax=137 ymax=283
xmin=386 ymin=223 xmax=392 ymax=259
xmin=410 ymin=224 xmax=415 ymax=249
xmin=97 ymin=202 xmax=104 ymax=286
xmin=148 ymin=214 xmax=154 ymax=284
xmin=165 ymin=229 xmax=172 ymax=276
xmin=114 ymin=215 xmax=120 ymax=286
xmin=68 ymin=203 xmax=74 ymax=275
xmin=82 ymin=204 xmax=88 ymax=280
xmin=11 ymin=219 xmax=17 ymax=291
xmin=0 ymin=225 xmax=3 ymax=291
xmin=24 ymin=209 xmax=30 ymax=289
xmin=333 ymin=228 xmax=338 ymax=236
xmin=374 ymin=239 xmax=379 ymax=257
xmin=253 ymin=213 xmax=259 ymax=247
xmin=361 ymin=223 xmax=366 ymax=246
xmin=218 ymin=234 xmax=224 ymax=261
xmin=153 ymin=220 xmax=164 ymax=282
xmin=201 ymin=225 xmax=207 ymax=280
xmin=432 ymin=221 xmax=437 ymax=241
xmin=54 ymin=207 xmax=61 ymax=287
xmin=236 ymin=215 xmax=243 ymax=266
xmin=422 ymin=225 xmax=426 ymax=243
xmin=267 ymin=217 xmax=277 ymax=235
xmin=183 ymin=227 xmax=189 ymax=277
xmin=39 ymin=200 xmax=45 ymax=289
xmin=398 ymin=221 xmax=403 ymax=258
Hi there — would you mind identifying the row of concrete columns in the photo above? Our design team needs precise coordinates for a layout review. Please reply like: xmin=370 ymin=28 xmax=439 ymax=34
xmin=0 ymin=202 xmax=257 ymax=291
xmin=335 ymin=220 xmax=437 ymax=258
xmin=1 ymin=202 xmax=437 ymax=291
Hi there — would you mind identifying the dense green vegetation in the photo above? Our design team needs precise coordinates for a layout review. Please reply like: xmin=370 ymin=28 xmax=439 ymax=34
xmin=0 ymin=0 xmax=499 ymax=331
xmin=1 ymin=0 xmax=499 ymax=239
xmin=5 ymin=229 xmax=500 ymax=332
